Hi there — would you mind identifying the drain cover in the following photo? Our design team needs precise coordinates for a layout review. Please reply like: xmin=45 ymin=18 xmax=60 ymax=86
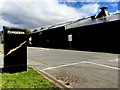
xmin=64 ymin=75 xmax=80 ymax=84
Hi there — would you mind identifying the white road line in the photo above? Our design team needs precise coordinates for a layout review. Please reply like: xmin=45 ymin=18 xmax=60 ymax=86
xmin=43 ymin=61 xmax=86 ymax=70
xmin=39 ymin=48 xmax=49 ymax=50
xmin=84 ymin=61 xmax=120 ymax=70
xmin=28 ymin=47 xmax=49 ymax=51
xmin=43 ymin=60 xmax=119 ymax=71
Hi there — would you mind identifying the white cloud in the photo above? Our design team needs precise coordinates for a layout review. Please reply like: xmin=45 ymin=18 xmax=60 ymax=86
xmin=78 ymin=3 xmax=99 ymax=17
xmin=0 ymin=0 xmax=100 ymax=30
xmin=1 ymin=0 xmax=80 ymax=30
xmin=112 ymin=10 xmax=120 ymax=14
xmin=0 ymin=0 xmax=3 ymax=14
xmin=1 ymin=0 xmax=119 ymax=4
xmin=0 ymin=19 xmax=20 ymax=30
xmin=111 ymin=3 xmax=118 ymax=7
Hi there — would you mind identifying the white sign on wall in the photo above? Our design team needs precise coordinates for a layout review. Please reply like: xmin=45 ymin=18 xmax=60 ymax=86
xmin=68 ymin=34 xmax=72 ymax=41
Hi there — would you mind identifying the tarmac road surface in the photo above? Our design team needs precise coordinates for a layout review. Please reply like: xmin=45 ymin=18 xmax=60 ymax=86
xmin=27 ymin=47 xmax=119 ymax=88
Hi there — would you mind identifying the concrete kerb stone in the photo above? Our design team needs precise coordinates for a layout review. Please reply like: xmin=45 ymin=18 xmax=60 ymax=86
xmin=32 ymin=67 xmax=73 ymax=90
xmin=0 ymin=54 xmax=3 ymax=69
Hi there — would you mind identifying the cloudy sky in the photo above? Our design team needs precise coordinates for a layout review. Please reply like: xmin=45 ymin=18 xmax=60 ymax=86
xmin=0 ymin=0 xmax=120 ymax=31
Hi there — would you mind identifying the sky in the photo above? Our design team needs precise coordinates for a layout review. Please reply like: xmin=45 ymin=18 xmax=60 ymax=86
xmin=0 ymin=0 xmax=120 ymax=31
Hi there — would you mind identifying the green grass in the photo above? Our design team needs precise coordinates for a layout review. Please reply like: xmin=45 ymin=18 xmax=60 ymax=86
xmin=1 ymin=67 xmax=60 ymax=89
xmin=0 ymin=73 xmax=2 ymax=89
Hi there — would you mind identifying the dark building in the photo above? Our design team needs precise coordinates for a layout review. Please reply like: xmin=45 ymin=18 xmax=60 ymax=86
xmin=28 ymin=26 xmax=66 ymax=49
xmin=28 ymin=9 xmax=120 ymax=54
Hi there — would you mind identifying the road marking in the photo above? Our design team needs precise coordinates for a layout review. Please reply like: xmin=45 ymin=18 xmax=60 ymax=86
xmin=43 ymin=60 xmax=119 ymax=71
xmin=28 ymin=47 xmax=49 ymax=51
xmin=43 ymin=61 xmax=86 ymax=70
xmin=84 ymin=61 xmax=120 ymax=70
xmin=39 ymin=48 xmax=49 ymax=51
xmin=109 ymin=59 xmax=118 ymax=62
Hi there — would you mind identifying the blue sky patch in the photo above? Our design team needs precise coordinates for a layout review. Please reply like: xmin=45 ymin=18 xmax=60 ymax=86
xmin=59 ymin=1 xmax=119 ymax=13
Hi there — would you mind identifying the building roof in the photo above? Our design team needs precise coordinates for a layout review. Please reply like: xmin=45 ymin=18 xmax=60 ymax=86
xmin=32 ymin=12 xmax=120 ymax=34
xmin=66 ymin=12 xmax=120 ymax=29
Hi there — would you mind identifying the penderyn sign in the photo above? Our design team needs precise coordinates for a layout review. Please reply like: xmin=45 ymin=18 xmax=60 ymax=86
xmin=3 ymin=26 xmax=27 ymax=73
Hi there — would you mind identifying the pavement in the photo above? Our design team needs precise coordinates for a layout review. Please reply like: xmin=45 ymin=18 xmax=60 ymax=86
xmin=0 ymin=54 xmax=3 ymax=68
xmin=0 ymin=44 xmax=119 ymax=89
xmin=0 ymin=44 xmax=3 ymax=68
xmin=27 ymin=47 xmax=119 ymax=88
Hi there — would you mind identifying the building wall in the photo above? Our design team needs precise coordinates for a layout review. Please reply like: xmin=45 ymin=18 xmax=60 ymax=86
xmin=29 ymin=20 xmax=120 ymax=54
xmin=66 ymin=20 xmax=120 ymax=54
xmin=29 ymin=26 xmax=67 ymax=49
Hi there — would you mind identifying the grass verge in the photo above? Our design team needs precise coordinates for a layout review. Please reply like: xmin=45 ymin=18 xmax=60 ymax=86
xmin=1 ymin=67 xmax=60 ymax=89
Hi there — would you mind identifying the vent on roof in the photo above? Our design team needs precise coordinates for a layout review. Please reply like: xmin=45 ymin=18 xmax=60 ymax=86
xmin=96 ymin=6 xmax=110 ymax=18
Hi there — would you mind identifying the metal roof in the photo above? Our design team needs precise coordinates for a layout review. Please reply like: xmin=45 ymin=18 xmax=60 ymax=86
xmin=66 ymin=13 xmax=120 ymax=29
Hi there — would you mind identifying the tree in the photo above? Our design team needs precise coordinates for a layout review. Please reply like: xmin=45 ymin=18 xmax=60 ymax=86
xmin=25 ymin=28 xmax=32 ymax=35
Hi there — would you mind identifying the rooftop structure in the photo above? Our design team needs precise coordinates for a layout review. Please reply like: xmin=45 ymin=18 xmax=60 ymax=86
xmin=33 ymin=7 xmax=120 ymax=33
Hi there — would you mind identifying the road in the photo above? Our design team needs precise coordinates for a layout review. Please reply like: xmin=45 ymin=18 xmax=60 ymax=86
xmin=27 ymin=47 xmax=119 ymax=88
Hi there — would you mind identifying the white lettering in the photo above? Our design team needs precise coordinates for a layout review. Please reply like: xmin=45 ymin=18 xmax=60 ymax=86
xmin=7 ymin=30 xmax=25 ymax=35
